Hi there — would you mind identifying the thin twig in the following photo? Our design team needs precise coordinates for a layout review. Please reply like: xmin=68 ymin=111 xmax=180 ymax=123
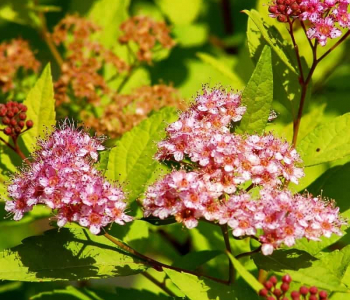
xmin=221 ymin=224 xmax=235 ymax=284
xmin=288 ymin=19 xmax=304 ymax=82
xmin=37 ymin=10 xmax=64 ymax=67
xmin=141 ymin=272 xmax=177 ymax=297
xmin=104 ymin=232 xmax=229 ymax=285
xmin=235 ymin=246 xmax=262 ymax=260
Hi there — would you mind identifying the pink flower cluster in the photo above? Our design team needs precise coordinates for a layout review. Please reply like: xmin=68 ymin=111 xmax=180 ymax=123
xmin=5 ymin=124 xmax=132 ymax=234
xmin=268 ymin=0 xmax=350 ymax=46
xmin=221 ymin=189 xmax=344 ymax=255
xmin=143 ymin=86 xmax=344 ymax=255
xmin=157 ymin=87 xmax=304 ymax=191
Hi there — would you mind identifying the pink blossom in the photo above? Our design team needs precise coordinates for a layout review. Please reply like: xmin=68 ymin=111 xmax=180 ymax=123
xmin=307 ymin=17 xmax=342 ymax=45
xmin=5 ymin=123 xmax=132 ymax=234
xmin=299 ymin=0 xmax=326 ymax=22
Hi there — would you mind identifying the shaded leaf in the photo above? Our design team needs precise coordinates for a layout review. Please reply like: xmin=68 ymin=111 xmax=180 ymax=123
xmin=165 ymin=269 xmax=259 ymax=300
xmin=173 ymin=250 xmax=223 ymax=271
xmin=227 ymin=252 xmax=263 ymax=292
xmin=243 ymin=9 xmax=297 ymax=74
xmin=254 ymin=247 xmax=350 ymax=292
xmin=0 ymin=228 xmax=147 ymax=281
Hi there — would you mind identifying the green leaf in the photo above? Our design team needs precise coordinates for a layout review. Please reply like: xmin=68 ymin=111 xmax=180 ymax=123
xmin=165 ymin=269 xmax=259 ymax=300
xmin=196 ymin=53 xmax=245 ymax=89
xmin=0 ymin=282 xmax=22 ymax=294
xmin=155 ymin=0 xmax=202 ymax=25
xmin=105 ymin=107 xmax=178 ymax=203
xmin=173 ymin=250 xmax=223 ymax=271
xmin=243 ymin=9 xmax=297 ymax=74
xmin=254 ymin=248 xmax=350 ymax=292
xmin=237 ymin=46 xmax=273 ymax=134
xmin=227 ymin=252 xmax=263 ymax=292
xmin=22 ymin=64 xmax=56 ymax=153
xmin=298 ymin=113 xmax=350 ymax=167
xmin=115 ymin=287 xmax=182 ymax=300
xmin=246 ymin=16 xmax=304 ymax=116
xmin=31 ymin=286 xmax=92 ymax=300
xmin=0 ymin=228 xmax=147 ymax=281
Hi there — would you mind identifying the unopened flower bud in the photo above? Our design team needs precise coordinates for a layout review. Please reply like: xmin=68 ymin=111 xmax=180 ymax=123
xmin=26 ymin=120 xmax=34 ymax=128
xmin=309 ymin=286 xmax=318 ymax=294
xmin=277 ymin=14 xmax=288 ymax=22
xmin=14 ymin=126 xmax=21 ymax=133
xmin=259 ymin=289 xmax=268 ymax=297
xmin=319 ymin=291 xmax=328 ymax=298
xmin=264 ymin=281 xmax=273 ymax=290
xmin=281 ymin=282 xmax=289 ymax=292
xmin=2 ymin=116 xmax=10 ymax=125
xmin=18 ymin=121 xmax=24 ymax=128
xmin=19 ymin=113 xmax=26 ymax=120
xmin=299 ymin=286 xmax=308 ymax=295
xmin=282 ymin=274 xmax=292 ymax=283
xmin=6 ymin=110 xmax=14 ymax=118
xmin=4 ymin=127 xmax=12 ymax=135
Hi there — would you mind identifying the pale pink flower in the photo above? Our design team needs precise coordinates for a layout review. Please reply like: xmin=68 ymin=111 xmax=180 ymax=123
xmin=307 ymin=17 xmax=342 ymax=46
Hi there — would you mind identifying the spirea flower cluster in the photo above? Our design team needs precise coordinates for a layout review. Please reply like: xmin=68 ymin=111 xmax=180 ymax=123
xmin=143 ymin=86 xmax=344 ymax=255
xmin=0 ymin=38 xmax=40 ymax=93
xmin=5 ymin=123 xmax=132 ymax=234
xmin=268 ymin=0 xmax=350 ymax=46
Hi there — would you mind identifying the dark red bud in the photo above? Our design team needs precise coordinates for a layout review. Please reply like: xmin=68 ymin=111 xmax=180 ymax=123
xmin=264 ymin=281 xmax=273 ymax=290
xmin=291 ymin=3 xmax=299 ymax=10
xmin=278 ymin=4 xmax=286 ymax=11
xmin=267 ymin=297 xmax=274 ymax=300
xmin=277 ymin=0 xmax=284 ymax=4
xmin=285 ymin=0 xmax=291 ymax=5
xmin=12 ymin=107 xmax=19 ymax=114
xmin=6 ymin=110 xmax=14 ymax=118
xmin=281 ymin=282 xmax=289 ymax=292
xmin=273 ymin=288 xmax=282 ymax=297
xmin=26 ymin=120 xmax=34 ymax=128
xmin=2 ymin=116 xmax=10 ymax=125
xmin=299 ymin=286 xmax=308 ymax=295
xmin=282 ymin=274 xmax=292 ymax=283
xmin=309 ymin=286 xmax=318 ymax=294
xmin=0 ymin=107 xmax=6 ymax=117
xmin=4 ymin=127 xmax=12 ymax=135
xmin=319 ymin=291 xmax=328 ymax=298
xmin=14 ymin=126 xmax=21 ymax=133
xmin=270 ymin=276 xmax=278 ymax=285
xmin=19 ymin=113 xmax=26 ymax=120
xmin=277 ymin=14 xmax=288 ymax=22
xmin=18 ymin=121 xmax=24 ymax=128
xmin=21 ymin=105 xmax=28 ymax=112
xmin=269 ymin=5 xmax=278 ymax=13
xmin=259 ymin=289 xmax=268 ymax=297
xmin=10 ymin=118 xmax=17 ymax=126
xmin=309 ymin=296 xmax=317 ymax=300
xmin=296 ymin=0 xmax=302 ymax=3
xmin=291 ymin=291 xmax=300 ymax=297
xmin=300 ymin=4 xmax=307 ymax=12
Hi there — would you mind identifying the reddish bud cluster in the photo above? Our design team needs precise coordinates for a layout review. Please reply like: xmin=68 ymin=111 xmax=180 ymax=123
xmin=259 ymin=275 xmax=329 ymax=300
xmin=83 ymin=84 xmax=185 ymax=138
xmin=119 ymin=16 xmax=176 ymax=63
xmin=0 ymin=102 xmax=33 ymax=137
xmin=268 ymin=0 xmax=304 ymax=22
xmin=52 ymin=15 xmax=129 ymax=105
xmin=0 ymin=39 xmax=40 ymax=93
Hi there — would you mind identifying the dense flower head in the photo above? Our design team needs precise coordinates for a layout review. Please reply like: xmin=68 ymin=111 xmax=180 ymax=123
xmin=268 ymin=0 xmax=350 ymax=46
xmin=119 ymin=16 xmax=176 ymax=63
xmin=259 ymin=274 xmax=329 ymax=300
xmin=5 ymin=123 xmax=132 ymax=234
xmin=142 ymin=85 xmax=344 ymax=255
xmin=0 ymin=38 xmax=40 ymax=93
xmin=156 ymin=86 xmax=303 ymax=190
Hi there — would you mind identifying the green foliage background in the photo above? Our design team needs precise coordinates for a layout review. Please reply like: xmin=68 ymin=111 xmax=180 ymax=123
xmin=1 ymin=0 xmax=350 ymax=299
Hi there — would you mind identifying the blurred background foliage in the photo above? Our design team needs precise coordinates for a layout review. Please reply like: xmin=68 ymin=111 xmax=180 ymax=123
xmin=0 ymin=0 xmax=350 ymax=299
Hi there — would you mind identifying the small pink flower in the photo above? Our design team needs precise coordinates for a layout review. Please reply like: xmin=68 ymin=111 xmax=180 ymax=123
xmin=307 ymin=17 xmax=342 ymax=46
xmin=300 ymin=0 xmax=325 ymax=22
